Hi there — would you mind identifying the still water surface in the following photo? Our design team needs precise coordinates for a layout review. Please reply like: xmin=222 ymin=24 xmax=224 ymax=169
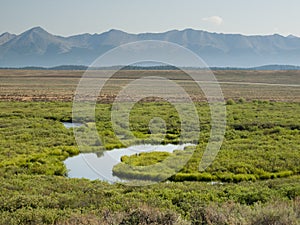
xmin=64 ymin=144 xmax=193 ymax=182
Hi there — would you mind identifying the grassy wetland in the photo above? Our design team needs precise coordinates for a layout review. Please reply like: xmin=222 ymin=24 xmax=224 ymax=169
xmin=0 ymin=69 xmax=299 ymax=224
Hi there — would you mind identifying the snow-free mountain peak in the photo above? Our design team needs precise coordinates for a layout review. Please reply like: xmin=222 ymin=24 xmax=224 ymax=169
xmin=1 ymin=27 xmax=300 ymax=67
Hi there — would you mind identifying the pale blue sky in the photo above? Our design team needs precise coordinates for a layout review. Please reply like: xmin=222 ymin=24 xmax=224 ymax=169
xmin=1 ymin=0 xmax=300 ymax=37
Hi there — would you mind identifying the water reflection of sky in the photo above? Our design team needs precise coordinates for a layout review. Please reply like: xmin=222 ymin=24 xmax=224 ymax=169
xmin=62 ymin=122 xmax=83 ymax=129
xmin=64 ymin=144 xmax=193 ymax=183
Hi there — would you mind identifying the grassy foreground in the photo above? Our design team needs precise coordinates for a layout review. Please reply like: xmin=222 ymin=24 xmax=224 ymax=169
xmin=0 ymin=175 xmax=299 ymax=224
xmin=0 ymin=100 xmax=299 ymax=224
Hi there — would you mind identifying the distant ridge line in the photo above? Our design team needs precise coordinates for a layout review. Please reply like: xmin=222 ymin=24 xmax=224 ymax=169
xmin=0 ymin=64 xmax=300 ymax=71
xmin=2 ymin=27 xmax=300 ymax=67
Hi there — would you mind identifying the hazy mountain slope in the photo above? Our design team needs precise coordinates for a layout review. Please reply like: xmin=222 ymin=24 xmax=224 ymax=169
xmin=0 ymin=32 xmax=16 ymax=45
xmin=1 ymin=27 xmax=300 ymax=67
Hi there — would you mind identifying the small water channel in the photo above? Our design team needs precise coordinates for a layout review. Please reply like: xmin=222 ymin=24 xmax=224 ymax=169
xmin=62 ymin=122 xmax=83 ymax=129
xmin=64 ymin=144 xmax=193 ymax=182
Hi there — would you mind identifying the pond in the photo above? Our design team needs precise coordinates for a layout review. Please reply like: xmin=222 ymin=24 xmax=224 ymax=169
xmin=64 ymin=144 xmax=193 ymax=183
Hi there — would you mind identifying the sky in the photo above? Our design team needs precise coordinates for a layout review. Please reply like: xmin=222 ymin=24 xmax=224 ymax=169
xmin=1 ymin=0 xmax=300 ymax=37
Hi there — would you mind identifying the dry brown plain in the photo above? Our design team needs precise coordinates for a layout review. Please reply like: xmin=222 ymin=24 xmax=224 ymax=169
xmin=0 ymin=69 xmax=299 ymax=102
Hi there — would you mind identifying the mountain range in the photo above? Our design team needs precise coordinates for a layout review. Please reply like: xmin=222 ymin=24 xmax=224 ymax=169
xmin=1 ymin=27 xmax=300 ymax=67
